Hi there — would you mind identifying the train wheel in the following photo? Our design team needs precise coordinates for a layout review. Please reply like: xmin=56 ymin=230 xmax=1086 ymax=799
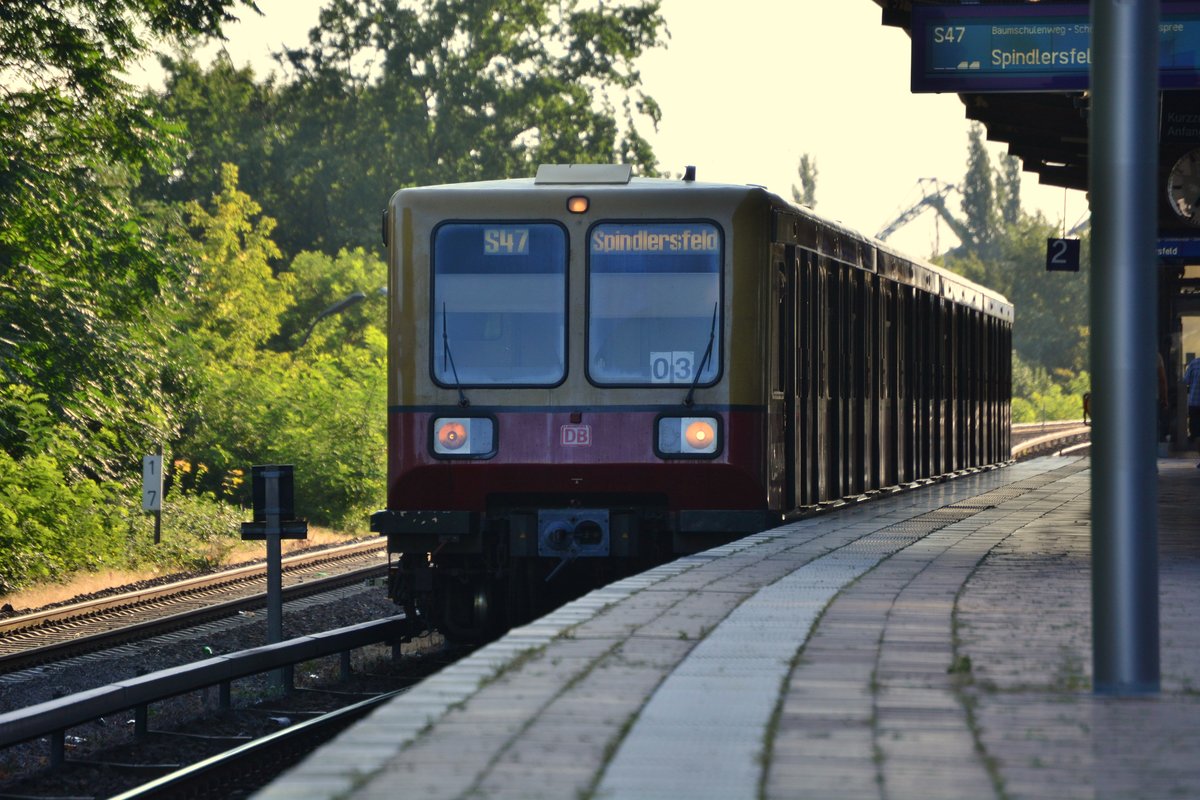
xmin=439 ymin=577 xmax=497 ymax=643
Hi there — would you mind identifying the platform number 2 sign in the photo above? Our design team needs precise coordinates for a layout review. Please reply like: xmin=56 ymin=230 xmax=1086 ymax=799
xmin=1046 ymin=238 xmax=1081 ymax=272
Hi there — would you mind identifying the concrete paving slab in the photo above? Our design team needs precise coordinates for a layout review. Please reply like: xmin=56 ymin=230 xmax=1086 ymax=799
xmin=256 ymin=458 xmax=1200 ymax=800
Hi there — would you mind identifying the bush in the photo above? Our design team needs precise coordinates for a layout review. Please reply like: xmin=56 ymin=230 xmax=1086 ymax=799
xmin=0 ymin=447 xmax=129 ymax=594
xmin=128 ymin=491 xmax=246 ymax=573
xmin=1011 ymin=354 xmax=1089 ymax=423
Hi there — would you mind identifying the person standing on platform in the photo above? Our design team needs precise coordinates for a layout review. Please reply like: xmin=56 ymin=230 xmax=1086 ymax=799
xmin=1184 ymin=354 xmax=1200 ymax=467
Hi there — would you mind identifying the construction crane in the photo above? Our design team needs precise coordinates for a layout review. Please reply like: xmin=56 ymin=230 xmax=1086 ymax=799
xmin=875 ymin=178 xmax=972 ymax=249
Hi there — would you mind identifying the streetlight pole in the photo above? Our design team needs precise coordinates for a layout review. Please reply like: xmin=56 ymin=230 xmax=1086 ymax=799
xmin=297 ymin=291 xmax=368 ymax=347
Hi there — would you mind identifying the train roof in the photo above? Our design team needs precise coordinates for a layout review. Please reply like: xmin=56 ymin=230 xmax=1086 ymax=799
xmin=393 ymin=165 xmax=1013 ymax=321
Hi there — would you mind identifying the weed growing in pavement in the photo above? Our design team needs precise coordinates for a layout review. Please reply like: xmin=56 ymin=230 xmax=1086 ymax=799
xmin=1054 ymin=647 xmax=1089 ymax=692
xmin=477 ymin=644 xmax=545 ymax=689
xmin=948 ymin=653 xmax=973 ymax=675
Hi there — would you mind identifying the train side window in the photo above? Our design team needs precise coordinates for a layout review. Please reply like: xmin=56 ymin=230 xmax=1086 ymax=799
xmin=430 ymin=222 xmax=567 ymax=386
xmin=587 ymin=221 xmax=723 ymax=386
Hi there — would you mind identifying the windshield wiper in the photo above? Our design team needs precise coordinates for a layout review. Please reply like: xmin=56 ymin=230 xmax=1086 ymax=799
xmin=442 ymin=303 xmax=469 ymax=408
xmin=683 ymin=302 xmax=719 ymax=408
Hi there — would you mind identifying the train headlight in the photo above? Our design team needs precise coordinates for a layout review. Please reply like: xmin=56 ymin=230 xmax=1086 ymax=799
xmin=438 ymin=421 xmax=467 ymax=450
xmin=685 ymin=419 xmax=716 ymax=450
xmin=433 ymin=417 xmax=495 ymax=457
xmin=657 ymin=416 xmax=720 ymax=457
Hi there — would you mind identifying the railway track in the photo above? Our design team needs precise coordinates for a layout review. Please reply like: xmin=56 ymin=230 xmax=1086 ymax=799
xmin=0 ymin=539 xmax=388 ymax=675
xmin=0 ymin=537 xmax=435 ymax=800
xmin=1011 ymin=420 xmax=1091 ymax=458
xmin=0 ymin=634 xmax=464 ymax=800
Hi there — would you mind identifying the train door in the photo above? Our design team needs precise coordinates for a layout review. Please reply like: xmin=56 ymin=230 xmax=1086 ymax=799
xmin=817 ymin=258 xmax=834 ymax=501
xmin=989 ymin=315 xmax=1001 ymax=461
xmin=865 ymin=270 xmax=878 ymax=491
xmin=850 ymin=268 xmax=867 ymax=495
xmin=844 ymin=265 xmax=858 ymax=494
xmin=900 ymin=284 xmax=915 ymax=482
xmin=829 ymin=260 xmax=845 ymax=500
xmin=768 ymin=245 xmax=788 ymax=513
xmin=980 ymin=312 xmax=990 ymax=462
xmin=775 ymin=248 xmax=797 ymax=512
xmin=966 ymin=308 xmax=979 ymax=467
xmin=929 ymin=295 xmax=943 ymax=476
xmin=798 ymin=250 xmax=818 ymax=506
xmin=910 ymin=288 xmax=924 ymax=479
xmin=879 ymin=280 xmax=897 ymax=486
xmin=920 ymin=289 xmax=935 ymax=479
xmin=945 ymin=299 xmax=958 ymax=473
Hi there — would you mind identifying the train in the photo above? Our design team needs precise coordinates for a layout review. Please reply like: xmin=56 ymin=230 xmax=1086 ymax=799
xmin=371 ymin=164 xmax=1013 ymax=641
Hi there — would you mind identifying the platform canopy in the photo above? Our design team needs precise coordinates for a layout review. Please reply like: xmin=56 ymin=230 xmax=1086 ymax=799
xmin=871 ymin=0 xmax=1200 ymax=198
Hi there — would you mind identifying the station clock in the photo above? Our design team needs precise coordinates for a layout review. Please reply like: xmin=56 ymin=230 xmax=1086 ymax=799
xmin=1167 ymin=146 xmax=1200 ymax=228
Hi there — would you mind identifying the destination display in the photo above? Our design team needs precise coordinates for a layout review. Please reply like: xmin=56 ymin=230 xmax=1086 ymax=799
xmin=912 ymin=3 xmax=1200 ymax=92
xmin=590 ymin=225 xmax=720 ymax=255
xmin=1158 ymin=237 xmax=1200 ymax=261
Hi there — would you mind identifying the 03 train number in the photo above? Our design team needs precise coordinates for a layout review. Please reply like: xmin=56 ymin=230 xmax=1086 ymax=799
xmin=483 ymin=227 xmax=529 ymax=255
xmin=650 ymin=351 xmax=695 ymax=384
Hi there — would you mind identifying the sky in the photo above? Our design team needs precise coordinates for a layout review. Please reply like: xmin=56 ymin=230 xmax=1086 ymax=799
xmin=136 ymin=0 xmax=1092 ymax=259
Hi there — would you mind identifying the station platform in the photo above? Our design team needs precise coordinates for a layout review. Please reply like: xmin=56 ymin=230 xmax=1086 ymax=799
xmin=256 ymin=457 xmax=1200 ymax=800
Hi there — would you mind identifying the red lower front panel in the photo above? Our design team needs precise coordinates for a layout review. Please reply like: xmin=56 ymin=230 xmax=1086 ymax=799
xmin=386 ymin=408 xmax=768 ymax=514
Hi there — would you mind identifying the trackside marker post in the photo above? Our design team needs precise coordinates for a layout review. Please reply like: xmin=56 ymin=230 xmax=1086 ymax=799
xmin=141 ymin=449 xmax=162 ymax=544
xmin=241 ymin=465 xmax=308 ymax=692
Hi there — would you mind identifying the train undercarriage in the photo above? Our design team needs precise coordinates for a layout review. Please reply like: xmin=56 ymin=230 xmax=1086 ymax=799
xmin=378 ymin=495 xmax=679 ymax=642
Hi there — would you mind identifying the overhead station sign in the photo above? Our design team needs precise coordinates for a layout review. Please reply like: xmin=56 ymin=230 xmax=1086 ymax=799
xmin=912 ymin=3 xmax=1200 ymax=93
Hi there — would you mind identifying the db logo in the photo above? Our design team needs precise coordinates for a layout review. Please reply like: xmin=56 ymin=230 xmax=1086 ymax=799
xmin=560 ymin=424 xmax=592 ymax=446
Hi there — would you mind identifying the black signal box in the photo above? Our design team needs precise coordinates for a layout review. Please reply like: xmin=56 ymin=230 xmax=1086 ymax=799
xmin=241 ymin=464 xmax=307 ymax=540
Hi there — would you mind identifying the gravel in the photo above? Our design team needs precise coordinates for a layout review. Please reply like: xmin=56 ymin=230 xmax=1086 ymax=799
xmin=0 ymin=581 xmax=446 ymax=796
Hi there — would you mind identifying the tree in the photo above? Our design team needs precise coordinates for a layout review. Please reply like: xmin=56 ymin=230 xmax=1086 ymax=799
xmin=791 ymin=153 xmax=818 ymax=207
xmin=0 ymin=0 xmax=259 ymax=479
xmin=139 ymin=51 xmax=284 ymax=212
xmin=960 ymin=123 xmax=997 ymax=259
xmin=179 ymin=164 xmax=291 ymax=357
xmin=940 ymin=132 xmax=1090 ymax=377
xmin=996 ymin=152 xmax=1022 ymax=227
xmin=140 ymin=0 xmax=668 ymax=259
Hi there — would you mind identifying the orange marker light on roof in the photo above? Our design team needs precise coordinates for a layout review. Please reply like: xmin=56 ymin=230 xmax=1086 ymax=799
xmin=567 ymin=196 xmax=589 ymax=214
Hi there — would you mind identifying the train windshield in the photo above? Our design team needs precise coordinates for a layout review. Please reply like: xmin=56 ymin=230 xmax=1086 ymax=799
xmin=431 ymin=223 xmax=567 ymax=386
xmin=587 ymin=222 xmax=722 ymax=386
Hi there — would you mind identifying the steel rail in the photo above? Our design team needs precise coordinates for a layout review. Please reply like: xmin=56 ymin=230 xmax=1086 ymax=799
xmin=0 ymin=617 xmax=406 ymax=756
xmin=0 ymin=538 xmax=385 ymax=636
xmin=108 ymin=689 xmax=402 ymax=800
xmin=0 ymin=562 xmax=387 ymax=675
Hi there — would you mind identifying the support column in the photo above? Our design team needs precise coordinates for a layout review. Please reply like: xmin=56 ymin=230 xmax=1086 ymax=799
xmin=1089 ymin=0 xmax=1161 ymax=695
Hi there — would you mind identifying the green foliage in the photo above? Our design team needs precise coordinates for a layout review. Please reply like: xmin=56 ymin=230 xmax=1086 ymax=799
xmin=2 ymin=0 xmax=665 ymax=590
xmin=1 ymin=0 xmax=258 ymax=483
xmin=996 ymin=153 xmax=1022 ymax=227
xmin=179 ymin=163 xmax=291 ymax=356
xmin=0 ymin=388 xmax=130 ymax=593
xmin=139 ymin=51 xmax=283 ymax=213
xmin=165 ymin=168 xmax=386 ymax=528
xmin=139 ymin=0 xmax=668 ymax=259
xmin=960 ymin=123 xmax=997 ymax=258
xmin=791 ymin=153 xmax=818 ymax=207
xmin=1011 ymin=355 xmax=1090 ymax=423
xmin=269 ymin=343 xmax=387 ymax=530
xmin=129 ymin=492 xmax=245 ymax=573
xmin=939 ymin=128 xmax=1091 ymax=385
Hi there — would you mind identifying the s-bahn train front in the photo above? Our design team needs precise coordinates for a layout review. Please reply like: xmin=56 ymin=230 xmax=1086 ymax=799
xmin=371 ymin=165 xmax=778 ymax=640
